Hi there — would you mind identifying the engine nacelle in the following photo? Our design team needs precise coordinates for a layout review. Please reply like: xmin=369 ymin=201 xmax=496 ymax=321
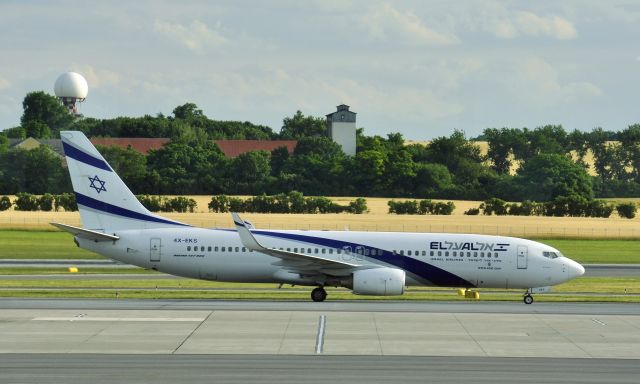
xmin=352 ymin=267 xmax=405 ymax=296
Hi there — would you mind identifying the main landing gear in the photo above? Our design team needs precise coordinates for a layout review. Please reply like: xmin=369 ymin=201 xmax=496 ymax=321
xmin=311 ymin=287 xmax=327 ymax=302
xmin=523 ymin=293 xmax=534 ymax=305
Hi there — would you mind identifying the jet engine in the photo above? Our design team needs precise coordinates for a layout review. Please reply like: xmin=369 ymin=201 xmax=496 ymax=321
xmin=352 ymin=267 xmax=405 ymax=296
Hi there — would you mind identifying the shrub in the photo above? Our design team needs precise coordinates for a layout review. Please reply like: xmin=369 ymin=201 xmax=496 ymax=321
xmin=54 ymin=193 xmax=77 ymax=211
xmin=37 ymin=193 xmax=55 ymax=212
xmin=137 ymin=195 xmax=164 ymax=212
xmin=508 ymin=200 xmax=542 ymax=216
xmin=464 ymin=207 xmax=480 ymax=215
xmin=14 ymin=193 xmax=39 ymax=211
xmin=480 ymin=198 xmax=508 ymax=216
xmin=163 ymin=197 xmax=197 ymax=213
xmin=616 ymin=202 xmax=637 ymax=219
xmin=431 ymin=201 xmax=455 ymax=215
xmin=347 ymin=198 xmax=368 ymax=214
xmin=0 ymin=196 xmax=11 ymax=211
xmin=208 ymin=195 xmax=230 ymax=213
xmin=418 ymin=200 xmax=432 ymax=214
xmin=388 ymin=200 xmax=418 ymax=215
xmin=585 ymin=200 xmax=614 ymax=218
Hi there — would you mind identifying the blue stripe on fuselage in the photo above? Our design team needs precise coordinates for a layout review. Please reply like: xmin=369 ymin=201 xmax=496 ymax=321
xmin=62 ymin=142 xmax=112 ymax=171
xmin=75 ymin=192 xmax=190 ymax=227
xmin=251 ymin=230 xmax=474 ymax=287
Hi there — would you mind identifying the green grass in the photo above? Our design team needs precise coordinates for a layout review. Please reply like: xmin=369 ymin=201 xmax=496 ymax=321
xmin=0 ymin=231 xmax=103 ymax=259
xmin=2 ymin=230 xmax=640 ymax=264
xmin=0 ymin=267 xmax=156 ymax=275
xmin=538 ymin=239 xmax=640 ymax=264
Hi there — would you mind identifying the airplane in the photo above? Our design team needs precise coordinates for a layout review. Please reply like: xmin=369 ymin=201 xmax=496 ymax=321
xmin=53 ymin=131 xmax=585 ymax=304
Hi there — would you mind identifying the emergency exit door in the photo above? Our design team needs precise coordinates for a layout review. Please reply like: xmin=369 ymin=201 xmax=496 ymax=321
xmin=517 ymin=245 xmax=528 ymax=269
xmin=150 ymin=238 xmax=161 ymax=262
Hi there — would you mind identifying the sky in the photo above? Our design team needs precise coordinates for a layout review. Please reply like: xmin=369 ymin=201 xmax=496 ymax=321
xmin=0 ymin=0 xmax=639 ymax=140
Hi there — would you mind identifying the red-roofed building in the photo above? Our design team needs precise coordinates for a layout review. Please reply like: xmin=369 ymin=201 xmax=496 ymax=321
xmin=89 ymin=137 xmax=297 ymax=157
xmin=214 ymin=140 xmax=298 ymax=157
xmin=90 ymin=138 xmax=170 ymax=153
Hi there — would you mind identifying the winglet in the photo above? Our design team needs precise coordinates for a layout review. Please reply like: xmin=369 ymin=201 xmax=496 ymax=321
xmin=232 ymin=213 xmax=265 ymax=251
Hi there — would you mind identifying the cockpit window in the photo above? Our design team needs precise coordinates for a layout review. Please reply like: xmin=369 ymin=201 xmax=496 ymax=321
xmin=543 ymin=251 xmax=560 ymax=259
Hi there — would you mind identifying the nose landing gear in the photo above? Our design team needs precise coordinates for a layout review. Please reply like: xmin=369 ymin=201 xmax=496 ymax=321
xmin=523 ymin=293 xmax=534 ymax=305
xmin=311 ymin=287 xmax=327 ymax=302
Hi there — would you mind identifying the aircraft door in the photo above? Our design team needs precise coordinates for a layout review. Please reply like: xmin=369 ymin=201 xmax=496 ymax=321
xmin=150 ymin=238 xmax=161 ymax=262
xmin=517 ymin=245 xmax=527 ymax=269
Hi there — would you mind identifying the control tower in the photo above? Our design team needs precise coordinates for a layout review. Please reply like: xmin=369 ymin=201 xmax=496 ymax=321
xmin=326 ymin=104 xmax=356 ymax=156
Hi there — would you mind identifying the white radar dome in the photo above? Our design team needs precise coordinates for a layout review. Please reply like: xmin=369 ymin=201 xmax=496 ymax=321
xmin=54 ymin=72 xmax=88 ymax=99
xmin=54 ymin=72 xmax=88 ymax=115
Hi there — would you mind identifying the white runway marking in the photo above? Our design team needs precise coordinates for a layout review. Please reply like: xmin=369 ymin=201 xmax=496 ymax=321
xmin=32 ymin=317 xmax=205 ymax=322
xmin=315 ymin=315 xmax=326 ymax=354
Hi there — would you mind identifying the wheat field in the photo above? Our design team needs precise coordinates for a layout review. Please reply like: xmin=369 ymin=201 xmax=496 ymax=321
xmin=2 ymin=196 xmax=640 ymax=239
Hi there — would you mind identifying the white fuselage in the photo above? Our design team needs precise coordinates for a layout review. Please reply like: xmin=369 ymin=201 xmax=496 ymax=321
xmin=80 ymin=227 xmax=582 ymax=290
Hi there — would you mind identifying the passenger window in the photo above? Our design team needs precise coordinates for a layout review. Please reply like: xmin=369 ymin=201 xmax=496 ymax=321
xmin=329 ymin=249 xmax=333 ymax=254
xmin=315 ymin=248 xmax=319 ymax=253
xmin=400 ymin=250 xmax=405 ymax=255
xmin=221 ymin=247 xmax=225 ymax=252
xmin=337 ymin=249 xmax=342 ymax=254
xmin=294 ymin=248 xmax=298 ymax=253
xmin=481 ymin=252 xmax=484 ymax=258
xmin=187 ymin=246 xmax=191 ymax=251
xmin=494 ymin=252 xmax=498 ymax=258
xmin=453 ymin=251 xmax=457 ymax=257
xmin=437 ymin=251 xmax=441 ymax=256
xmin=242 ymin=247 xmax=246 ymax=252
xmin=474 ymin=252 xmax=477 ymax=257
xmin=445 ymin=251 xmax=449 ymax=256
xmin=207 ymin=246 xmax=211 ymax=252
xmin=415 ymin=250 xmax=419 ymax=256
xmin=214 ymin=246 xmax=218 ymax=252
xmin=235 ymin=247 xmax=239 ymax=252
xmin=408 ymin=250 xmax=412 ymax=256
xmin=308 ymin=248 xmax=312 ymax=253
xmin=322 ymin=249 xmax=326 ymax=254
xmin=287 ymin=248 xmax=291 ymax=252
xmin=430 ymin=251 xmax=434 ymax=256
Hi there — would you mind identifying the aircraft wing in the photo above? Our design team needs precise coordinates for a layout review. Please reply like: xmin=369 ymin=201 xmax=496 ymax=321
xmin=51 ymin=222 xmax=120 ymax=242
xmin=231 ymin=213 xmax=359 ymax=270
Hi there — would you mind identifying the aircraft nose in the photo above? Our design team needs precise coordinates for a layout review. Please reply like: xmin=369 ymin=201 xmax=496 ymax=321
xmin=569 ymin=261 xmax=585 ymax=279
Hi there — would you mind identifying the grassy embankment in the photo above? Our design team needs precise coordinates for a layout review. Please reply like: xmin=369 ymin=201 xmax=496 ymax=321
xmin=2 ymin=230 xmax=640 ymax=264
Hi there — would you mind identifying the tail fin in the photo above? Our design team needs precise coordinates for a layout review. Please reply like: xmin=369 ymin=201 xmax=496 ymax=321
xmin=60 ymin=131 xmax=188 ymax=230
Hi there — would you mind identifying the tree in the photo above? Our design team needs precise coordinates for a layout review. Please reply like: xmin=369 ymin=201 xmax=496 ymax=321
xmin=515 ymin=154 xmax=593 ymax=201
xmin=146 ymin=141 xmax=228 ymax=194
xmin=173 ymin=103 xmax=205 ymax=121
xmin=230 ymin=151 xmax=272 ymax=194
xmin=279 ymin=110 xmax=326 ymax=139
xmin=97 ymin=145 xmax=149 ymax=193
xmin=20 ymin=91 xmax=72 ymax=136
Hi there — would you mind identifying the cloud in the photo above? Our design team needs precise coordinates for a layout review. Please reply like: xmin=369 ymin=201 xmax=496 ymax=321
xmin=69 ymin=65 xmax=121 ymax=89
xmin=154 ymin=19 xmax=227 ymax=53
xmin=360 ymin=3 xmax=459 ymax=46
xmin=508 ymin=57 xmax=601 ymax=106
xmin=486 ymin=11 xmax=577 ymax=40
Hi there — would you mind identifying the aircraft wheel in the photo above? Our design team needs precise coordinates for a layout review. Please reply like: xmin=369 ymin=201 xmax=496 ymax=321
xmin=311 ymin=287 xmax=327 ymax=302
xmin=523 ymin=294 xmax=534 ymax=305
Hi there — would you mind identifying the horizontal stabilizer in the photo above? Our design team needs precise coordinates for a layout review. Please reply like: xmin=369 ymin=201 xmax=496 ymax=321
xmin=51 ymin=223 xmax=120 ymax=242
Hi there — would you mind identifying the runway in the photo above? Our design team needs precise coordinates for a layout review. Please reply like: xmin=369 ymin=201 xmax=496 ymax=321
xmin=1 ymin=299 xmax=639 ymax=383
xmin=2 ymin=298 xmax=640 ymax=315
xmin=2 ymin=354 xmax=639 ymax=384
